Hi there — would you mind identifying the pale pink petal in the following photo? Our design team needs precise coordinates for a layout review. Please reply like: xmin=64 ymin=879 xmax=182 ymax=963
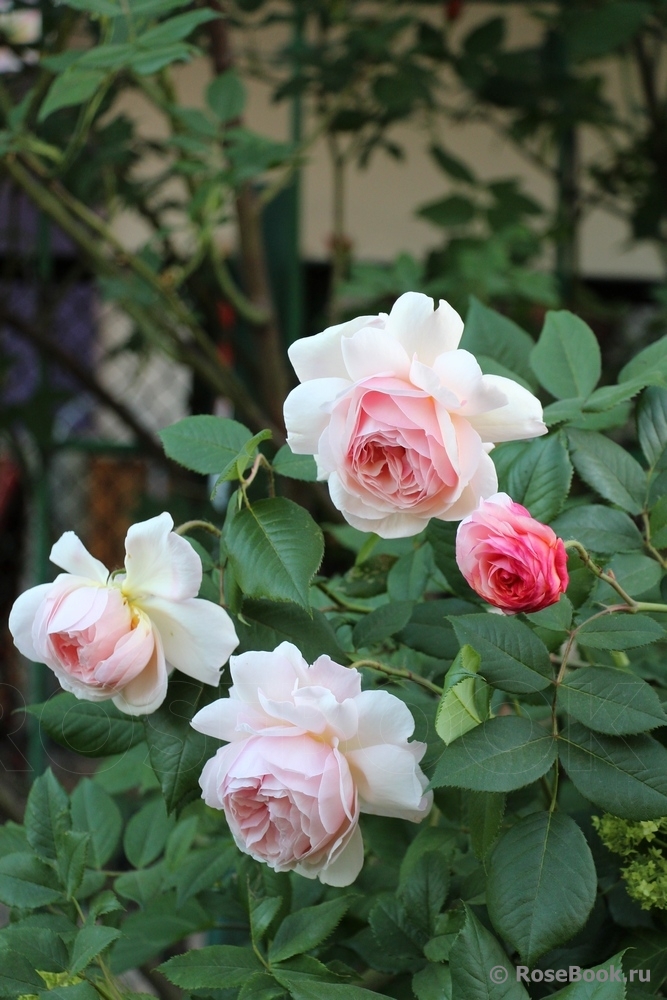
xmin=122 ymin=513 xmax=201 ymax=602
xmin=431 ymin=350 xmax=507 ymax=416
xmin=50 ymin=533 xmax=109 ymax=583
xmin=48 ymin=585 xmax=109 ymax=633
xmin=341 ymin=327 xmax=411 ymax=381
xmin=408 ymin=359 xmax=461 ymax=408
xmin=308 ymin=655 xmax=362 ymax=700
xmin=52 ymin=668 xmax=115 ymax=702
xmin=140 ymin=595 xmax=238 ymax=687
xmin=317 ymin=822 xmax=364 ymax=887
xmin=8 ymin=584 xmax=51 ymax=661
xmin=283 ymin=378 xmax=351 ymax=455
xmin=191 ymin=698 xmax=261 ymax=742
xmin=397 ymin=298 xmax=464 ymax=363
xmin=435 ymin=451 xmax=498 ymax=521
xmin=230 ymin=643 xmax=306 ymax=707
xmin=288 ymin=315 xmax=381 ymax=383
xmin=346 ymin=743 xmax=432 ymax=821
xmin=465 ymin=375 xmax=546 ymax=443
xmin=112 ymin=627 xmax=168 ymax=716
xmin=94 ymin=612 xmax=155 ymax=687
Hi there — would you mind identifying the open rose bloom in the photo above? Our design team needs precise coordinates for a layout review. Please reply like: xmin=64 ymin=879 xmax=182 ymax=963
xmin=456 ymin=492 xmax=569 ymax=613
xmin=283 ymin=291 xmax=547 ymax=537
xmin=192 ymin=642 xmax=432 ymax=886
xmin=9 ymin=513 xmax=239 ymax=714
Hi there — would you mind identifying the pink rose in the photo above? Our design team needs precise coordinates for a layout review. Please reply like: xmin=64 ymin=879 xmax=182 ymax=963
xmin=9 ymin=513 xmax=239 ymax=715
xmin=192 ymin=642 xmax=432 ymax=886
xmin=283 ymin=292 xmax=546 ymax=538
xmin=455 ymin=492 xmax=569 ymax=613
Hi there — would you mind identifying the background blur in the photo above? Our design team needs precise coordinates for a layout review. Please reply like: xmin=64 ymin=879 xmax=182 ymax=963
xmin=2 ymin=0 xmax=667 ymax=802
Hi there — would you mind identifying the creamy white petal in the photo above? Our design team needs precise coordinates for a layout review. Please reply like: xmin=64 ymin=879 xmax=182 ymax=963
xmin=230 ymin=643 xmax=307 ymax=707
xmin=465 ymin=375 xmax=547 ymax=443
xmin=431 ymin=350 xmax=507 ymax=416
xmin=317 ymin=822 xmax=364 ymax=887
xmin=346 ymin=743 xmax=431 ymax=821
xmin=341 ymin=327 xmax=411 ymax=381
xmin=398 ymin=298 xmax=464 ymax=363
xmin=122 ymin=512 xmax=201 ymax=602
xmin=283 ymin=377 xmax=350 ymax=454
xmin=191 ymin=697 xmax=250 ymax=741
xmin=344 ymin=689 xmax=416 ymax=749
xmin=385 ymin=292 xmax=435 ymax=341
xmin=140 ymin=595 xmax=238 ymax=687
xmin=113 ymin=628 xmax=168 ymax=716
xmin=288 ymin=315 xmax=381 ymax=383
xmin=50 ymin=533 xmax=108 ymax=583
xmin=433 ymin=451 xmax=499 ymax=521
xmin=8 ymin=584 xmax=51 ymax=661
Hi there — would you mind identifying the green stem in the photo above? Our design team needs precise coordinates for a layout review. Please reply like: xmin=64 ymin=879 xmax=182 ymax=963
xmin=563 ymin=539 xmax=637 ymax=606
xmin=351 ymin=658 xmax=443 ymax=696
xmin=175 ymin=519 xmax=222 ymax=538
xmin=316 ymin=583 xmax=373 ymax=615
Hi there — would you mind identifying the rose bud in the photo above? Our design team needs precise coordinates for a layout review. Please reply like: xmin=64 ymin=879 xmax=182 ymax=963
xmin=283 ymin=291 xmax=546 ymax=538
xmin=455 ymin=492 xmax=569 ymax=614
xmin=192 ymin=641 xmax=432 ymax=886
xmin=9 ymin=513 xmax=238 ymax=715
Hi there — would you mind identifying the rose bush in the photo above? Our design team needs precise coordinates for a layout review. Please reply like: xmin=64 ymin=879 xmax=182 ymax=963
xmin=283 ymin=291 xmax=546 ymax=537
xmin=9 ymin=512 xmax=238 ymax=714
xmin=455 ymin=492 xmax=569 ymax=613
xmin=192 ymin=642 xmax=432 ymax=885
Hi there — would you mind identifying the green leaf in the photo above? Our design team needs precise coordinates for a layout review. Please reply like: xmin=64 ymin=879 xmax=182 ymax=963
xmin=560 ymin=722 xmax=667 ymax=819
xmin=61 ymin=0 xmax=119 ymax=13
xmin=225 ymin=498 xmax=324 ymax=610
xmin=576 ymin=614 xmax=665 ymax=650
xmin=593 ymin=553 xmax=662 ymax=602
xmin=461 ymin=297 xmax=536 ymax=386
xmin=543 ymin=398 xmax=586 ymax=426
xmin=426 ymin=519 xmax=476 ymax=598
xmin=27 ymin=693 xmax=144 ymax=757
xmin=71 ymin=780 xmax=122 ymax=868
xmin=250 ymin=896 xmax=282 ymax=946
xmin=160 ymin=415 xmax=254 ymax=474
xmin=412 ymin=963 xmax=452 ymax=1000
xmin=368 ymin=896 xmax=424 ymax=965
xmin=564 ymin=1 xmax=649 ymax=60
xmin=436 ymin=645 xmax=489 ymax=745
xmin=531 ymin=311 xmax=601 ymax=400
xmin=399 ymin=851 xmax=449 ymax=939
xmin=0 ymin=852 xmax=62 ymax=908
xmin=550 ymin=954 xmax=627 ymax=998
xmin=110 ymin=892 xmax=209 ymax=973
xmin=57 ymin=831 xmax=89 ymax=899
xmin=76 ymin=43 xmax=134 ymax=69
xmin=164 ymin=816 xmax=199 ymax=871
xmin=70 ymin=925 xmax=121 ymax=977
xmin=38 ymin=69 xmax=107 ymax=122
xmin=214 ymin=428 xmax=273 ymax=486
xmin=430 ymin=717 xmax=557 ymax=792
xmin=269 ymin=897 xmax=350 ymax=964
xmin=207 ymin=69 xmax=246 ymax=123
xmin=353 ymin=601 xmax=414 ymax=648
xmin=567 ymin=429 xmax=647 ymax=514
xmin=449 ymin=614 xmax=552 ymax=694
xmin=124 ymin=797 xmax=174 ymax=868
xmin=235 ymin=599 xmax=346 ymax=664
xmin=25 ymin=768 xmax=71 ymax=861
xmin=418 ymin=194 xmax=475 ymax=228
xmin=137 ymin=8 xmax=218 ymax=46
xmin=0 ymin=954 xmax=45 ymax=998
xmin=487 ymin=811 xmax=596 ymax=965
xmin=621 ymin=334 xmax=667 ymax=384
xmin=397 ymin=599 xmax=471 ymax=659
xmin=507 ymin=434 xmax=572 ymax=522
xmin=129 ymin=42 xmax=194 ymax=75
xmin=430 ymin=143 xmax=476 ymax=183
xmin=450 ymin=904 xmax=529 ymax=1000
xmin=583 ymin=376 xmax=653 ymax=413
xmin=551 ymin=505 xmax=643 ymax=554
xmin=558 ymin=666 xmax=667 ymax=735
xmin=526 ymin=595 xmax=573 ymax=631
xmin=387 ymin=546 xmax=433 ymax=601
xmin=273 ymin=445 xmax=318 ymax=482
xmin=467 ymin=791 xmax=506 ymax=860
xmin=143 ymin=678 xmax=218 ymax=813
xmin=638 ymin=386 xmax=667 ymax=468
xmin=0 ymin=923 xmax=69 ymax=974
xmin=115 ymin=865 xmax=164 ymax=906
xmin=159 ymin=946 xmax=264 ymax=988
xmin=170 ymin=843 xmax=236 ymax=906
xmin=275 ymin=980 xmax=392 ymax=1000
xmin=238 ymin=973 xmax=285 ymax=1000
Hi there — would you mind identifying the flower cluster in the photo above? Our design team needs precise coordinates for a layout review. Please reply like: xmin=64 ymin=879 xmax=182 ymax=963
xmin=9 ymin=292 xmax=574 ymax=886
xmin=9 ymin=513 xmax=239 ymax=715
xmin=594 ymin=814 xmax=667 ymax=910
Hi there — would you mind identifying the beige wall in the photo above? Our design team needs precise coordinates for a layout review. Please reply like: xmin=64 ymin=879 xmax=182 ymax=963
xmin=112 ymin=4 xmax=664 ymax=280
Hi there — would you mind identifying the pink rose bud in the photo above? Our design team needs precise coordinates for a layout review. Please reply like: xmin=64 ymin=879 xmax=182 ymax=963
xmin=283 ymin=291 xmax=546 ymax=538
xmin=9 ymin=513 xmax=239 ymax=715
xmin=191 ymin=642 xmax=432 ymax=886
xmin=455 ymin=492 xmax=569 ymax=614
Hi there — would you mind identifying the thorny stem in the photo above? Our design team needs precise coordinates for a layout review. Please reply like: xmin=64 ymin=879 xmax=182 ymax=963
xmin=564 ymin=539 xmax=637 ymax=606
xmin=351 ymin=659 xmax=443 ymax=696
xmin=175 ymin=520 xmax=222 ymax=538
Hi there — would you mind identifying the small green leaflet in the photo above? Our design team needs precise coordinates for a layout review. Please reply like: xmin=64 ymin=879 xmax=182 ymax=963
xmin=435 ymin=645 xmax=490 ymax=745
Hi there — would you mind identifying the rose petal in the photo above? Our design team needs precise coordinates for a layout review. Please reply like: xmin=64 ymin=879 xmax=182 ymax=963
xmin=8 ymin=583 xmax=52 ymax=661
xmin=122 ymin=512 xmax=202 ymax=602
xmin=140 ymin=595 xmax=238 ymax=687
xmin=112 ymin=627 xmax=169 ymax=715
xmin=317 ymin=822 xmax=364 ymax=887
xmin=50 ymin=532 xmax=109 ymax=583
xmin=465 ymin=375 xmax=547 ymax=443
xmin=288 ymin=315 xmax=381 ymax=383
xmin=284 ymin=377 xmax=351 ymax=455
